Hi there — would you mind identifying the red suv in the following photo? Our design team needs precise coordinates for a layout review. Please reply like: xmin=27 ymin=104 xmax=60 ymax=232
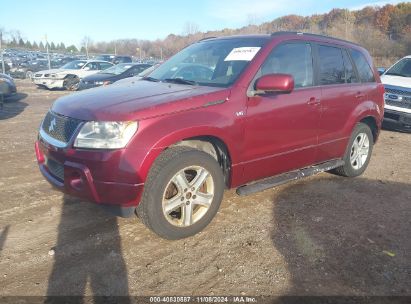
xmin=36 ymin=32 xmax=384 ymax=239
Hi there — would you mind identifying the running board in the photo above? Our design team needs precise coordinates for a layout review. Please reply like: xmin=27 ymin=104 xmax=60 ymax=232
xmin=236 ymin=159 xmax=345 ymax=196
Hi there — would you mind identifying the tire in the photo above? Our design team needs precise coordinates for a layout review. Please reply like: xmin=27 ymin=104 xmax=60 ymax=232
xmin=137 ymin=146 xmax=225 ymax=239
xmin=333 ymin=122 xmax=374 ymax=177
xmin=63 ymin=76 xmax=80 ymax=91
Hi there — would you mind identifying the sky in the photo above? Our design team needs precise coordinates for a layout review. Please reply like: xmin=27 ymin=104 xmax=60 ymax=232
xmin=0 ymin=0 xmax=405 ymax=47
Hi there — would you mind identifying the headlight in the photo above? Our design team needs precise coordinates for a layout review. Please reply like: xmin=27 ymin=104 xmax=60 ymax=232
xmin=95 ymin=80 xmax=112 ymax=85
xmin=74 ymin=121 xmax=138 ymax=149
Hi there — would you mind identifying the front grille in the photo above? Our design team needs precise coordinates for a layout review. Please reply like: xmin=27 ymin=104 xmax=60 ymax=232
xmin=46 ymin=157 xmax=64 ymax=181
xmin=35 ymin=74 xmax=42 ymax=77
xmin=385 ymin=99 xmax=411 ymax=109
xmin=41 ymin=111 xmax=82 ymax=143
xmin=385 ymin=87 xmax=411 ymax=97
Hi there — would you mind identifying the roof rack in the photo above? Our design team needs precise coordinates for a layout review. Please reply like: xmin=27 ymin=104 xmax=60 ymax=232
xmin=270 ymin=31 xmax=361 ymax=46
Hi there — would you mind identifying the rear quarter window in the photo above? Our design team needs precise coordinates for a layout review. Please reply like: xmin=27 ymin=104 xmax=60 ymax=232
xmin=350 ymin=49 xmax=375 ymax=83
xmin=318 ymin=45 xmax=345 ymax=85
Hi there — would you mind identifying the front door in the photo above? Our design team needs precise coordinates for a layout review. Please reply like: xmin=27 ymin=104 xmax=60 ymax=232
xmin=241 ymin=42 xmax=321 ymax=183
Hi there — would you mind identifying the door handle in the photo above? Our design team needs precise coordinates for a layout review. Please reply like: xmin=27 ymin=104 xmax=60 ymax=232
xmin=307 ymin=97 xmax=320 ymax=106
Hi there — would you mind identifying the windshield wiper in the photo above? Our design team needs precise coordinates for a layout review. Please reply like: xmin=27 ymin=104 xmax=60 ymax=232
xmin=142 ymin=76 xmax=160 ymax=82
xmin=163 ymin=78 xmax=197 ymax=85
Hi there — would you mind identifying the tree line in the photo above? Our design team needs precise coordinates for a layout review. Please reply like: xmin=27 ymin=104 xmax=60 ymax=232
xmin=1 ymin=2 xmax=410 ymax=65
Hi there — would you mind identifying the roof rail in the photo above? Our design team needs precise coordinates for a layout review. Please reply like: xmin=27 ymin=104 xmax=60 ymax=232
xmin=198 ymin=36 xmax=217 ymax=42
xmin=270 ymin=31 xmax=361 ymax=46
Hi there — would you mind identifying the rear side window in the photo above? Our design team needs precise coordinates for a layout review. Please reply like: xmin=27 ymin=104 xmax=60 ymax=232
xmin=350 ymin=50 xmax=375 ymax=83
xmin=99 ymin=62 xmax=113 ymax=70
xmin=259 ymin=43 xmax=313 ymax=88
xmin=342 ymin=50 xmax=358 ymax=83
xmin=318 ymin=45 xmax=345 ymax=85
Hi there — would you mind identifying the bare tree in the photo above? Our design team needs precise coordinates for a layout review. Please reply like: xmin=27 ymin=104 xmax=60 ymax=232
xmin=182 ymin=22 xmax=200 ymax=36
xmin=80 ymin=36 xmax=92 ymax=58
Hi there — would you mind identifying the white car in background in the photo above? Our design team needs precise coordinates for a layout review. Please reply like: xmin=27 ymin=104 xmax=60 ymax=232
xmin=380 ymin=55 xmax=411 ymax=131
xmin=32 ymin=60 xmax=114 ymax=90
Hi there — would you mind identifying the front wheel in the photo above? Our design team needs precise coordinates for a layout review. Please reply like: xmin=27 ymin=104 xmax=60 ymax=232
xmin=137 ymin=147 xmax=225 ymax=239
xmin=63 ymin=76 xmax=80 ymax=91
xmin=333 ymin=122 xmax=374 ymax=177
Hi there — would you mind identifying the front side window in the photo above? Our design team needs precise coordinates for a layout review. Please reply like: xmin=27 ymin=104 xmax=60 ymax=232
xmin=99 ymin=62 xmax=114 ymax=70
xmin=385 ymin=57 xmax=411 ymax=78
xmin=258 ymin=43 xmax=314 ymax=88
xmin=318 ymin=45 xmax=345 ymax=85
xmin=129 ymin=65 xmax=150 ymax=76
xmin=84 ymin=62 xmax=99 ymax=70
xmin=350 ymin=49 xmax=375 ymax=83
xmin=148 ymin=38 xmax=269 ymax=87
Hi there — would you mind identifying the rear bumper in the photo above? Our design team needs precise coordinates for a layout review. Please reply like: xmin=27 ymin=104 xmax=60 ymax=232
xmin=383 ymin=108 xmax=411 ymax=131
xmin=9 ymin=71 xmax=25 ymax=79
xmin=35 ymin=140 xmax=144 ymax=217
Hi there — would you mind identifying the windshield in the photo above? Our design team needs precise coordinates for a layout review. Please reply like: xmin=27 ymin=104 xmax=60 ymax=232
xmin=100 ymin=63 xmax=133 ymax=75
xmin=385 ymin=58 xmax=411 ymax=77
xmin=60 ymin=60 xmax=87 ymax=70
xmin=148 ymin=38 xmax=269 ymax=87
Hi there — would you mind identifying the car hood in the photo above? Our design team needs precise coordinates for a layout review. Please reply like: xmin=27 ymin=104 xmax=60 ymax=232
xmin=381 ymin=75 xmax=411 ymax=89
xmin=52 ymin=80 xmax=229 ymax=121
xmin=36 ymin=68 xmax=72 ymax=75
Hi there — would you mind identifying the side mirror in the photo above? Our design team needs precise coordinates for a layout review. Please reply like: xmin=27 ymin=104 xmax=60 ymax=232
xmin=255 ymin=74 xmax=294 ymax=94
xmin=377 ymin=68 xmax=386 ymax=76
xmin=83 ymin=66 xmax=90 ymax=71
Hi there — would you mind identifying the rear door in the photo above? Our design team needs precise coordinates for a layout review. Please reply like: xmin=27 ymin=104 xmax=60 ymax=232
xmin=242 ymin=42 xmax=321 ymax=183
xmin=315 ymin=44 xmax=362 ymax=162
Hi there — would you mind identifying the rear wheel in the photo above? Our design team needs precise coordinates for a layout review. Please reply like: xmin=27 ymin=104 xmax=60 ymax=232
xmin=63 ymin=76 xmax=80 ymax=91
xmin=137 ymin=147 xmax=225 ymax=239
xmin=333 ymin=122 xmax=373 ymax=177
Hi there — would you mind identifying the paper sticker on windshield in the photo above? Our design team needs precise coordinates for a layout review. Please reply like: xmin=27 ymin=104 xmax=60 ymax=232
xmin=224 ymin=47 xmax=261 ymax=61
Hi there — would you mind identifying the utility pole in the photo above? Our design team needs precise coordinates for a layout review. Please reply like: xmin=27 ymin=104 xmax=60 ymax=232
xmin=0 ymin=31 xmax=5 ymax=74
xmin=45 ymin=34 xmax=51 ymax=70
xmin=160 ymin=47 xmax=163 ymax=61
xmin=85 ymin=38 xmax=89 ymax=59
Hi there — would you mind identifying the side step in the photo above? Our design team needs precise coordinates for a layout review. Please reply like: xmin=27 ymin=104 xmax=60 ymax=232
xmin=236 ymin=159 xmax=345 ymax=196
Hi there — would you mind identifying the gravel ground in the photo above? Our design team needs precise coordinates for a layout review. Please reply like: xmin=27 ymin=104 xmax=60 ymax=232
xmin=0 ymin=80 xmax=410 ymax=297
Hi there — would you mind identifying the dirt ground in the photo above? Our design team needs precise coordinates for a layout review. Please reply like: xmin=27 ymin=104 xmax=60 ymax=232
xmin=0 ymin=79 xmax=410 ymax=297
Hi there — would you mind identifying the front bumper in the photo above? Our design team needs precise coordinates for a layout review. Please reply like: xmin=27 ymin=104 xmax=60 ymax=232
xmin=33 ymin=78 xmax=65 ymax=89
xmin=383 ymin=108 xmax=411 ymax=131
xmin=35 ymin=139 xmax=144 ymax=217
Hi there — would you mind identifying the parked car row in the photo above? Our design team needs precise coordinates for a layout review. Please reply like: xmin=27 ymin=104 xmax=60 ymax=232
xmin=2 ymin=49 xmax=81 ymax=78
